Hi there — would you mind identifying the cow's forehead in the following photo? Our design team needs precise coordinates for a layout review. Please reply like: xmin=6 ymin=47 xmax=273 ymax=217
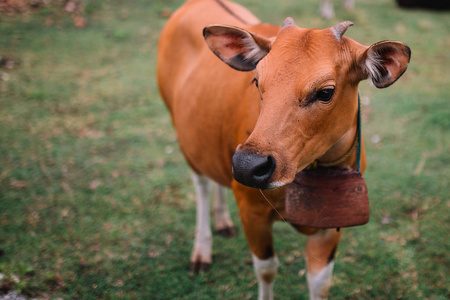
xmin=258 ymin=26 xmax=345 ymax=76
xmin=274 ymin=26 xmax=344 ymax=63
xmin=256 ymin=27 xmax=346 ymax=89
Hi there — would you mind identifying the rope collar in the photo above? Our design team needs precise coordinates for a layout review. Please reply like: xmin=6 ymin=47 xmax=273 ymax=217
xmin=308 ymin=93 xmax=362 ymax=172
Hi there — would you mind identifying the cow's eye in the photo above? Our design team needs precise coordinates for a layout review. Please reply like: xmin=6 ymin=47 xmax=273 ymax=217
xmin=316 ymin=88 xmax=334 ymax=102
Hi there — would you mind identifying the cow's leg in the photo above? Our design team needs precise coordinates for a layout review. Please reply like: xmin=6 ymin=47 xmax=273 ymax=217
xmin=190 ymin=172 xmax=213 ymax=272
xmin=305 ymin=228 xmax=342 ymax=300
xmin=212 ymin=183 xmax=236 ymax=237
xmin=320 ymin=0 xmax=335 ymax=19
xmin=344 ymin=0 xmax=355 ymax=10
xmin=233 ymin=183 xmax=279 ymax=300
xmin=252 ymin=253 xmax=279 ymax=300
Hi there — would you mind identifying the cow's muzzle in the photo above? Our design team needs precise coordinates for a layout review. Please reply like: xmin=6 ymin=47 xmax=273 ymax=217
xmin=232 ymin=150 xmax=276 ymax=189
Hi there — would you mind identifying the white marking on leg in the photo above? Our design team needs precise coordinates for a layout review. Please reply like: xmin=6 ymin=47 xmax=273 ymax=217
xmin=252 ymin=254 xmax=279 ymax=300
xmin=212 ymin=183 xmax=234 ymax=232
xmin=190 ymin=173 xmax=212 ymax=267
xmin=307 ymin=260 xmax=335 ymax=300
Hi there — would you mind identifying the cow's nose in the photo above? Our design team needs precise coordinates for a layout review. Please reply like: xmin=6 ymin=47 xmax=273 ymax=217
xmin=232 ymin=150 xmax=276 ymax=189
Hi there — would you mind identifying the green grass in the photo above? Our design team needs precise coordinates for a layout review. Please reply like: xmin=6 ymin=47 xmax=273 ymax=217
xmin=0 ymin=0 xmax=449 ymax=299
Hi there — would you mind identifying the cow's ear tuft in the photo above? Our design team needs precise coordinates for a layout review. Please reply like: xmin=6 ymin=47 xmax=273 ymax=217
xmin=361 ymin=41 xmax=411 ymax=88
xmin=203 ymin=25 xmax=272 ymax=71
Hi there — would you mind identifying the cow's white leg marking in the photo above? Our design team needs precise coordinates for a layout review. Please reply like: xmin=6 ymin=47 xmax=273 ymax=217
xmin=212 ymin=183 xmax=235 ymax=236
xmin=190 ymin=172 xmax=212 ymax=271
xmin=252 ymin=254 xmax=279 ymax=300
xmin=307 ymin=260 xmax=335 ymax=300
xmin=305 ymin=228 xmax=340 ymax=300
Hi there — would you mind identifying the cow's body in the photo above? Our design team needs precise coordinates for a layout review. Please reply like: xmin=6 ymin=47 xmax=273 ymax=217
xmin=157 ymin=0 xmax=410 ymax=299
xmin=158 ymin=0 xmax=275 ymax=187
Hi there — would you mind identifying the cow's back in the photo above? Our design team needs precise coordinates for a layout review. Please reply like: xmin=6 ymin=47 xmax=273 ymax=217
xmin=157 ymin=0 xmax=259 ymax=110
xmin=157 ymin=0 xmax=278 ymax=186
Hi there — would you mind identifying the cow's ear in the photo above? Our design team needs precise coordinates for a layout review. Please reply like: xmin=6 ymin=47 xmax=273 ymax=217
xmin=360 ymin=41 xmax=411 ymax=88
xmin=203 ymin=25 xmax=272 ymax=71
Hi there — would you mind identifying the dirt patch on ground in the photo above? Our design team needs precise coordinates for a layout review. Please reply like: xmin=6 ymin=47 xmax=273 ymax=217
xmin=0 ymin=0 xmax=88 ymax=27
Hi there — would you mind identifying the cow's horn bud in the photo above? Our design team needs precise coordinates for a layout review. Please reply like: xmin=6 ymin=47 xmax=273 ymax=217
xmin=282 ymin=17 xmax=296 ymax=30
xmin=331 ymin=21 xmax=353 ymax=41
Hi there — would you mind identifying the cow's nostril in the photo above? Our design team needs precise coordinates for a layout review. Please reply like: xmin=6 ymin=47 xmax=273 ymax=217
xmin=253 ymin=155 xmax=275 ymax=178
xmin=232 ymin=150 xmax=276 ymax=189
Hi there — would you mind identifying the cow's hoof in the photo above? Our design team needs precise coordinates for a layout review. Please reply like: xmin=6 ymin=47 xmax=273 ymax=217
xmin=215 ymin=226 xmax=237 ymax=238
xmin=190 ymin=261 xmax=211 ymax=273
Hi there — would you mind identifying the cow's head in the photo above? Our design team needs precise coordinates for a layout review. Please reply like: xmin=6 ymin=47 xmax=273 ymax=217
xmin=203 ymin=18 xmax=410 ymax=190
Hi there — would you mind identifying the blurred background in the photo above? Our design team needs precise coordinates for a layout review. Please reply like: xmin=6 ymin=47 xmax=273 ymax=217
xmin=0 ymin=0 xmax=448 ymax=299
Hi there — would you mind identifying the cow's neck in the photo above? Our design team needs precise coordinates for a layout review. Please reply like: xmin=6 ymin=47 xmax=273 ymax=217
xmin=315 ymin=94 xmax=361 ymax=169
xmin=316 ymin=124 xmax=358 ymax=167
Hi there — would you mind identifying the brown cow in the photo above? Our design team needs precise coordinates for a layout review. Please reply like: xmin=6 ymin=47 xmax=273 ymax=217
xmin=157 ymin=0 xmax=410 ymax=299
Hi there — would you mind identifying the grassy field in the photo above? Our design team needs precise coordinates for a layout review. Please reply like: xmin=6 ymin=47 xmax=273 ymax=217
xmin=0 ymin=0 xmax=449 ymax=299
